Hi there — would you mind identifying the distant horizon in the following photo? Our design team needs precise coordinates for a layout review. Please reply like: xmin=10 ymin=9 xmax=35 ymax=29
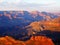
xmin=0 ymin=0 xmax=60 ymax=12
xmin=0 ymin=10 xmax=59 ymax=13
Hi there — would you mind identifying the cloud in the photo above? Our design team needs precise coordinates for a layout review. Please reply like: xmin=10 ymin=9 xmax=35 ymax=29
xmin=23 ymin=0 xmax=56 ymax=4
xmin=0 ymin=0 xmax=60 ymax=12
xmin=0 ymin=0 xmax=21 ymax=4
xmin=0 ymin=0 xmax=4 ymax=3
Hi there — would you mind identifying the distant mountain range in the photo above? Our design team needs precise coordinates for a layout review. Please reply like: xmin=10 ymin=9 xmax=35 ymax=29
xmin=0 ymin=11 xmax=60 ymax=35
xmin=0 ymin=11 xmax=59 ymax=27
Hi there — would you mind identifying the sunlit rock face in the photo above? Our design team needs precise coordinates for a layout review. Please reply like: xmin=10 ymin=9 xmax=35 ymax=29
xmin=26 ymin=17 xmax=60 ymax=34
xmin=0 ymin=36 xmax=54 ymax=45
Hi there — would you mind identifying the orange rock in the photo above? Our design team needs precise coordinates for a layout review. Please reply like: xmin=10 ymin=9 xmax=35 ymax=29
xmin=25 ymin=36 xmax=54 ymax=45
xmin=0 ymin=36 xmax=54 ymax=45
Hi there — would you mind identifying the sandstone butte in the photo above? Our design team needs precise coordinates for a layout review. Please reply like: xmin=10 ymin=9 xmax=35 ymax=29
xmin=26 ymin=19 xmax=60 ymax=33
xmin=0 ymin=36 xmax=54 ymax=45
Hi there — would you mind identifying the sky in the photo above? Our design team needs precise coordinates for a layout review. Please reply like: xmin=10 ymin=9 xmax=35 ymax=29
xmin=0 ymin=0 xmax=60 ymax=12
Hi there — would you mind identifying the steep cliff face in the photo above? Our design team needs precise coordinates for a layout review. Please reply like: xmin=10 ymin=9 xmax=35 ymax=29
xmin=0 ymin=36 xmax=54 ymax=45
xmin=26 ymin=17 xmax=60 ymax=34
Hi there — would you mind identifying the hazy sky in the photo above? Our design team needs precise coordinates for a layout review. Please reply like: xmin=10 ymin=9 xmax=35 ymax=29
xmin=0 ymin=0 xmax=60 ymax=12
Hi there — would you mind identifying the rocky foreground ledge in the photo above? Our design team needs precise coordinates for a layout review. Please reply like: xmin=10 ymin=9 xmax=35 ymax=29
xmin=0 ymin=36 xmax=54 ymax=45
